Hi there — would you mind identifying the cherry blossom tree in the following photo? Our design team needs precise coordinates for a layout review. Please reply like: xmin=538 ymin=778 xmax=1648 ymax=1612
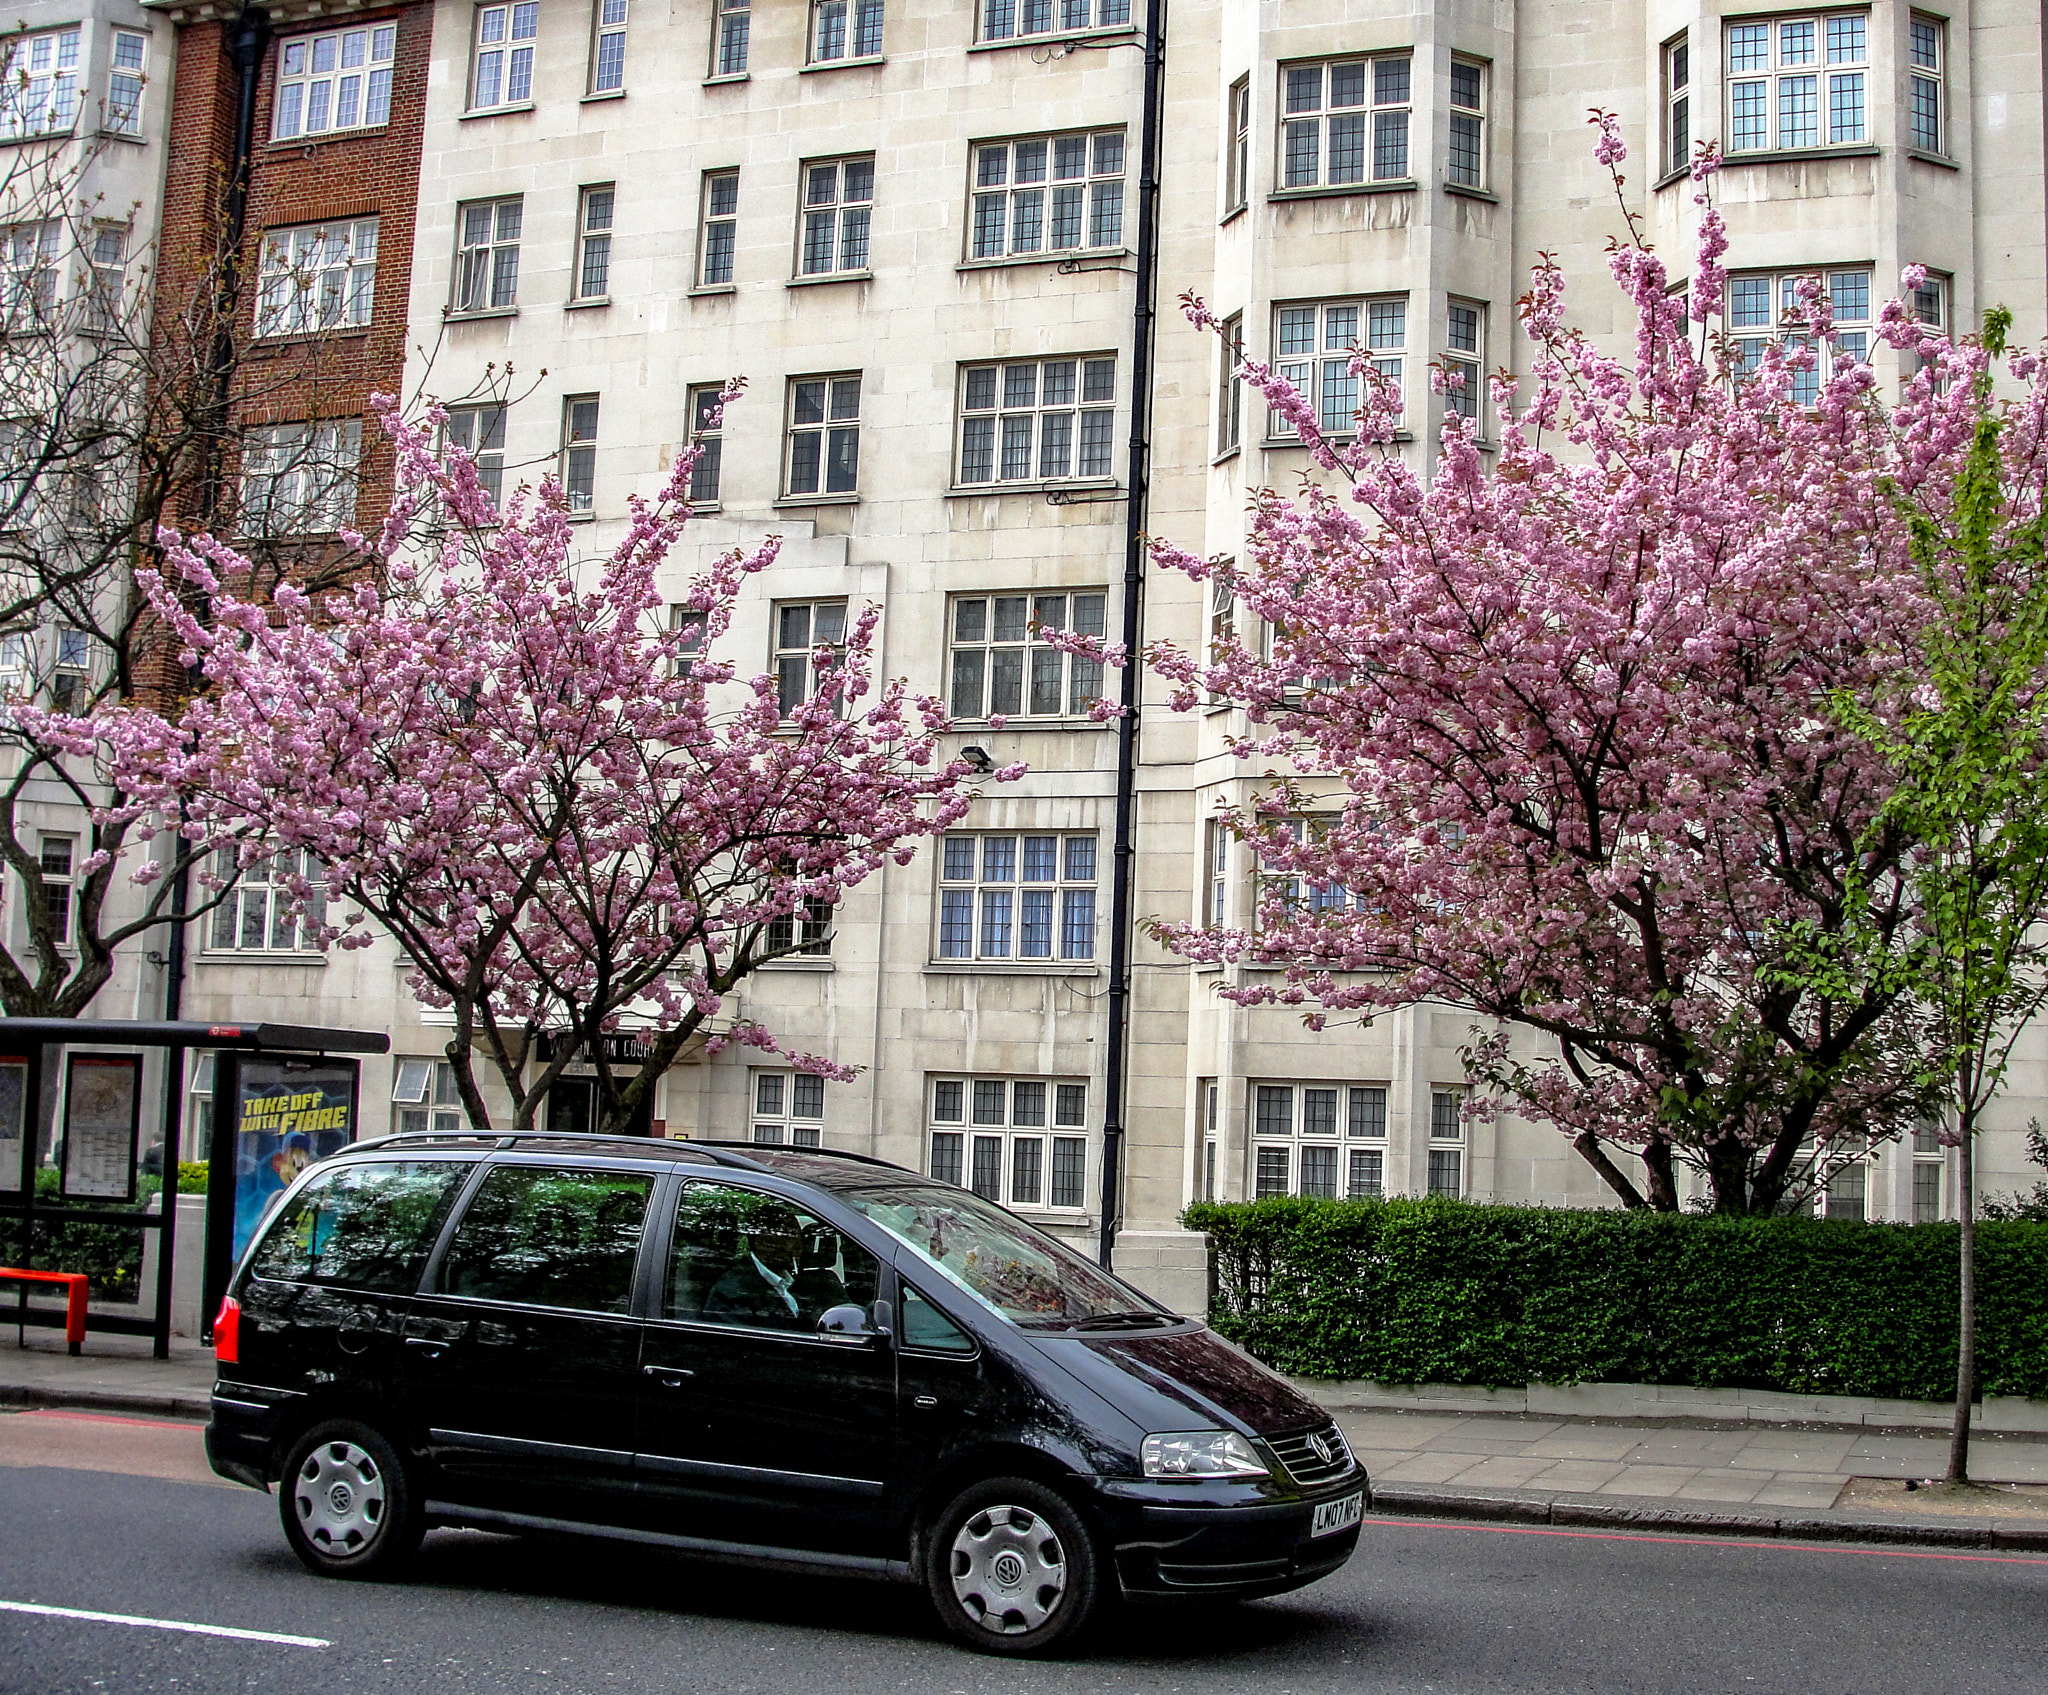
xmin=111 ymin=387 xmax=1011 ymax=1135
xmin=1135 ymin=123 xmax=2025 ymax=1214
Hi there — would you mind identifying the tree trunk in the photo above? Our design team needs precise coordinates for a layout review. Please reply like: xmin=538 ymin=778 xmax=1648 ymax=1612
xmin=1947 ymin=1124 xmax=1976 ymax=1484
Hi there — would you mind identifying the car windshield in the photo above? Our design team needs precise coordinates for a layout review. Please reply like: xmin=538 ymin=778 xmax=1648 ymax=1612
xmin=831 ymin=1181 xmax=1165 ymax=1327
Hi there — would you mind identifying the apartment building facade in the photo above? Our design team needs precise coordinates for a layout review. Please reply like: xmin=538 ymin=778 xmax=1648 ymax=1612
xmin=101 ymin=0 xmax=2048 ymax=1307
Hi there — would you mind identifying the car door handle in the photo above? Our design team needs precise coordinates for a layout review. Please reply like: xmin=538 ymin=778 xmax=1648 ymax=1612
xmin=913 ymin=1395 xmax=939 ymax=1410
xmin=642 ymin=1364 xmax=694 ymax=1387
xmin=404 ymin=1337 xmax=450 ymax=1360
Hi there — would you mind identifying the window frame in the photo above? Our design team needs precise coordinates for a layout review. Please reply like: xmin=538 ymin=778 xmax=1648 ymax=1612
xmin=1217 ymin=312 xmax=1243 ymax=454
xmin=1722 ymin=11 xmax=1871 ymax=157
xmin=1663 ymin=32 xmax=1691 ymax=175
xmin=1270 ymin=295 xmax=1406 ymax=440
xmin=468 ymin=0 xmax=538 ymax=111
xmin=254 ymin=216 xmax=379 ymax=339
xmin=1278 ymin=52 xmax=1413 ymax=192
xmin=783 ymin=373 xmax=862 ymax=498
xmin=927 ymin=1075 xmax=1090 ymax=1213
xmin=966 ymin=129 xmax=1126 ymax=265
xmin=686 ymin=383 xmax=724 ymax=505
xmin=208 ymin=846 xmax=328 ymax=954
xmin=978 ymin=0 xmax=1129 ymax=46
xmin=238 ymin=417 xmax=362 ymax=536
xmin=1907 ymin=12 xmax=1943 ymax=155
xmin=453 ymin=196 xmax=523 ymax=314
xmin=810 ymin=0 xmax=883 ymax=63
xmin=1725 ymin=266 xmax=1874 ymax=400
xmin=751 ymin=1068 xmax=827 ymax=1145
xmin=796 ymin=154 xmax=874 ymax=278
xmin=37 ymin=832 xmax=73 ymax=947
xmin=560 ymin=395 xmax=599 ymax=515
xmin=442 ymin=403 xmax=506 ymax=514
xmin=771 ymin=599 xmax=848 ymax=716
xmin=393 ymin=1059 xmax=466 ymax=1135
xmin=936 ymin=831 xmax=1099 ymax=963
xmin=1225 ymin=77 xmax=1251 ymax=211
xmin=1427 ymin=1086 xmax=1465 ymax=1198
xmin=946 ymin=590 xmax=1108 ymax=722
xmin=1443 ymin=297 xmax=1486 ymax=425
xmin=105 ymin=28 xmax=148 ymax=136
xmin=1250 ymin=1081 xmax=1390 ymax=1200
xmin=82 ymin=222 xmax=127 ymax=334
xmin=272 ymin=23 xmax=395 ymax=141
xmin=0 ymin=26 xmax=80 ymax=140
xmin=712 ymin=0 xmax=749 ymax=76
xmin=697 ymin=170 xmax=739 ymax=287
xmin=1446 ymin=55 xmax=1487 ymax=190
xmin=955 ymin=355 xmax=1118 ymax=488
xmin=574 ymin=184 xmax=614 ymax=302
xmin=588 ymin=0 xmax=627 ymax=94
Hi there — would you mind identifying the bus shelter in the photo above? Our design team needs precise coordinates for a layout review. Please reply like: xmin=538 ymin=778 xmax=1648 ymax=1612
xmin=0 ymin=1019 xmax=388 ymax=1358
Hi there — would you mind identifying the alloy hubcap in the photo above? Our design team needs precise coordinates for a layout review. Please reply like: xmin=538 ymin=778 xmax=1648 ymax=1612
xmin=294 ymin=1440 xmax=387 ymax=1555
xmin=949 ymin=1505 xmax=1067 ymax=1635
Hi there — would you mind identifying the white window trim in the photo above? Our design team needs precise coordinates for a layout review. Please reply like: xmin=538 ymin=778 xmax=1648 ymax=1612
xmin=927 ymin=1075 xmax=1091 ymax=1212
xmin=1270 ymin=296 xmax=1407 ymax=440
xmin=946 ymin=590 xmax=1109 ymax=722
xmin=967 ymin=129 xmax=1127 ymax=264
xmin=954 ymin=356 xmax=1120 ymax=488
xmin=1722 ymin=11 xmax=1871 ymax=158
xmin=1251 ymin=1081 xmax=1390 ymax=1199
xmin=751 ymin=1068 xmax=827 ymax=1145
xmin=255 ymin=217 xmax=378 ymax=339
xmin=272 ymin=22 xmax=396 ymax=141
xmin=936 ymin=831 xmax=1100 ymax=962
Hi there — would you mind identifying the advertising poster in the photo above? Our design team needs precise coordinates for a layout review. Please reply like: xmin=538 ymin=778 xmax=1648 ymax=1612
xmin=0 ymin=1055 xmax=25 ymax=1194
xmin=60 ymin=1052 xmax=141 ymax=1202
xmin=229 ymin=1057 xmax=359 ymax=1262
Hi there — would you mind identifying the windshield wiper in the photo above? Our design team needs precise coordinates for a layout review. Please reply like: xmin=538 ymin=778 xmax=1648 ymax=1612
xmin=1066 ymin=1310 xmax=1175 ymax=1331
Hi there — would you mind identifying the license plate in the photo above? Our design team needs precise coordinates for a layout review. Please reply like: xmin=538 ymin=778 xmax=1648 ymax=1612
xmin=1311 ymin=1491 xmax=1364 ymax=1538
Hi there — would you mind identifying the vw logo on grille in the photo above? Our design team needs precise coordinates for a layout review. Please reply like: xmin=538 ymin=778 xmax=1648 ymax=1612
xmin=1308 ymin=1432 xmax=1336 ymax=1466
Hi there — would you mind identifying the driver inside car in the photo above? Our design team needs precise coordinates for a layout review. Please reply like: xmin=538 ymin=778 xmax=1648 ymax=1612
xmin=702 ymin=1208 xmax=847 ymax=1329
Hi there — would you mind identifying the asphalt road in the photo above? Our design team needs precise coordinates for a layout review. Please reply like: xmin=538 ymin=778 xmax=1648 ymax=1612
xmin=3 ymin=1410 xmax=2046 ymax=1695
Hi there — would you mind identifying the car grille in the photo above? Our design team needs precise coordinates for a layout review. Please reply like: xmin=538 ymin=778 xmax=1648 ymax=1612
xmin=1267 ymin=1422 xmax=1354 ymax=1487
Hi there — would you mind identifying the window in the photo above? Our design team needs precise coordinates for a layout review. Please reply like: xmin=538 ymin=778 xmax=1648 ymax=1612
xmin=1663 ymin=34 xmax=1690 ymax=174
xmin=443 ymin=404 xmax=506 ymax=510
xmin=1273 ymin=297 xmax=1404 ymax=437
xmin=392 ymin=1060 xmax=465 ymax=1135
xmin=239 ymin=419 xmax=361 ymax=535
xmin=937 ymin=832 xmax=1098 ymax=961
xmin=664 ymin=1182 xmax=880 ymax=1329
xmin=83 ymin=225 xmax=126 ymax=333
xmin=273 ymin=24 xmax=394 ymax=139
xmin=1225 ymin=78 xmax=1251 ymax=210
xmin=105 ymin=29 xmax=147 ymax=134
xmin=1444 ymin=298 xmax=1484 ymax=421
xmin=469 ymin=1 xmax=537 ymax=109
xmin=928 ymin=1077 xmax=1089 ymax=1210
xmin=1447 ymin=57 xmax=1486 ymax=188
xmin=1725 ymin=12 xmax=1867 ymax=154
xmin=1251 ymin=1083 xmax=1388 ymax=1198
xmin=2 ymin=222 xmax=58 ymax=329
xmin=812 ymin=0 xmax=882 ymax=61
xmin=51 ymin=627 xmax=90 ymax=714
xmin=948 ymin=592 xmax=1106 ymax=720
xmin=1727 ymin=268 xmax=1872 ymax=400
xmin=1218 ymin=313 xmax=1243 ymax=453
xmin=784 ymin=374 xmax=861 ymax=497
xmin=765 ymin=896 xmax=833 ymax=958
xmin=589 ymin=0 xmax=627 ymax=92
xmin=1203 ymin=817 xmax=1230 ymax=927
xmin=561 ymin=396 xmax=598 ymax=513
xmin=209 ymin=847 xmax=327 ymax=951
xmin=454 ymin=198 xmax=522 ymax=312
xmin=1428 ymin=1086 xmax=1464 ymax=1197
xmin=440 ymin=1165 xmax=655 ymax=1313
xmin=771 ymin=600 xmax=846 ymax=713
xmin=1255 ymin=817 xmax=1359 ymax=920
xmin=575 ymin=185 xmax=614 ymax=300
xmin=713 ymin=0 xmax=749 ymax=75
xmin=1912 ymin=1122 xmax=1944 ymax=1222
xmin=1281 ymin=54 xmax=1410 ymax=189
xmin=686 ymin=384 xmax=724 ymax=503
xmin=1909 ymin=14 xmax=1943 ymax=153
xmin=1823 ymin=1158 xmax=1867 ymax=1220
xmin=969 ymin=130 xmax=1125 ymax=261
xmin=667 ymin=601 xmax=708 ymax=675
xmin=752 ymin=1070 xmax=825 ymax=1145
xmin=255 ymin=218 xmax=377 ymax=337
xmin=0 ymin=27 xmax=79 ymax=138
xmin=956 ymin=357 xmax=1116 ymax=485
xmin=1200 ymin=1078 xmax=1219 ymax=1201
xmin=798 ymin=156 xmax=873 ymax=276
xmin=38 ymin=834 xmax=72 ymax=945
xmin=698 ymin=171 xmax=738 ymax=286
xmin=901 ymin=1283 xmax=974 ymax=1352
xmin=249 ymin=1162 xmax=468 ymax=1292
xmin=980 ymin=0 xmax=1128 ymax=44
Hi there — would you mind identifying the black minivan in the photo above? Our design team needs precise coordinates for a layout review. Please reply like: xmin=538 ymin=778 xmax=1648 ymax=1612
xmin=207 ymin=1134 xmax=1366 ymax=1656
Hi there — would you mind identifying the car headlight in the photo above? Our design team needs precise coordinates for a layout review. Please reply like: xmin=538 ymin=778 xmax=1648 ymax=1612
xmin=1141 ymin=1430 xmax=1271 ymax=1479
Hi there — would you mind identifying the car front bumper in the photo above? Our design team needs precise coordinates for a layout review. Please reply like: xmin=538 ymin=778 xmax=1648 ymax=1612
xmin=1092 ymin=1469 xmax=1368 ymax=1601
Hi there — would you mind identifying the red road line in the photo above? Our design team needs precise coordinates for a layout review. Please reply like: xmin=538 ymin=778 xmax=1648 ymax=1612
xmin=1363 ymin=1515 xmax=2048 ymax=1566
xmin=12 ymin=1410 xmax=195 ymax=1430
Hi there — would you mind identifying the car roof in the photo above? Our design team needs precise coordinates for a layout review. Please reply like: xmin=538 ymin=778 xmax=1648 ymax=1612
xmin=341 ymin=1131 xmax=923 ymax=1187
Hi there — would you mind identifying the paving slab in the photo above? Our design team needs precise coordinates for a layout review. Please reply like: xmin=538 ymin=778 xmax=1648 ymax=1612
xmin=1522 ymin=1431 xmax=1643 ymax=1461
xmin=1594 ymin=1465 xmax=1703 ymax=1498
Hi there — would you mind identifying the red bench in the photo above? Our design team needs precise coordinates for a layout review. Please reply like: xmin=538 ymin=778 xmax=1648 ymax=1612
xmin=0 ymin=1267 xmax=88 ymax=1354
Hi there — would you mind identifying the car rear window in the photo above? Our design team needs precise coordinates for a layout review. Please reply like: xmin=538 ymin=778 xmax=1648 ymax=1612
xmin=249 ymin=1160 xmax=469 ymax=1294
xmin=437 ymin=1164 xmax=654 ymax=1314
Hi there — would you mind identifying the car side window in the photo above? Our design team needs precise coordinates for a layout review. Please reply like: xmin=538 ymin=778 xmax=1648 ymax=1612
xmin=437 ymin=1164 xmax=654 ymax=1314
xmin=900 ymin=1282 xmax=975 ymax=1354
xmin=665 ymin=1181 xmax=880 ymax=1333
xmin=249 ymin=1161 xmax=468 ymax=1294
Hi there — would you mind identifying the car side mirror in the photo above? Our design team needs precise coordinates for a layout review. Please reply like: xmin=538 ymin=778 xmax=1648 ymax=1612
xmin=817 ymin=1303 xmax=876 ymax=1343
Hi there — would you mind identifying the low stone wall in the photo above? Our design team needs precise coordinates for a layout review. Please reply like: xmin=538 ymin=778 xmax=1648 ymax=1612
xmin=1287 ymin=1374 xmax=2048 ymax=1433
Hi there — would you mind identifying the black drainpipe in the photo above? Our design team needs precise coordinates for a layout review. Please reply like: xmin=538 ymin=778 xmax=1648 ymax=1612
xmin=1098 ymin=0 xmax=1166 ymax=1270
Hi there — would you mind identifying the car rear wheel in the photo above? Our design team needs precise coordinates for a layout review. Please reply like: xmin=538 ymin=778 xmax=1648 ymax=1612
xmin=279 ymin=1419 xmax=423 ymax=1580
xmin=926 ymin=1476 xmax=1105 ymax=1657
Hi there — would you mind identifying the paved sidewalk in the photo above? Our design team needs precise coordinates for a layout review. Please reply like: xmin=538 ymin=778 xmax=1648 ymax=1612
xmin=0 ymin=1330 xmax=213 ymax=1418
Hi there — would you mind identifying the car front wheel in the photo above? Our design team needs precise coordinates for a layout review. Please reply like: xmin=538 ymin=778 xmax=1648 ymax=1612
xmin=278 ymin=1419 xmax=423 ymax=1580
xmin=926 ymin=1476 xmax=1106 ymax=1657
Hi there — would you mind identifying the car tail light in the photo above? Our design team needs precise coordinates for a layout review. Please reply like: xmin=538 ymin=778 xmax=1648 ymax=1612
xmin=213 ymin=1296 xmax=241 ymax=1365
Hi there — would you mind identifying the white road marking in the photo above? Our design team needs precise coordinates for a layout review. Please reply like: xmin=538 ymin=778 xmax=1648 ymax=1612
xmin=0 ymin=1599 xmax=329 ymax=1648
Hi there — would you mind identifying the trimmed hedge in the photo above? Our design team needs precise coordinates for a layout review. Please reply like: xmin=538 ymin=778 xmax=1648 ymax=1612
xmin=1186 ymin=1197 xmax=2048 ymax=1403
xmin=0 ymin=1170 xmax=161 ymax=1302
